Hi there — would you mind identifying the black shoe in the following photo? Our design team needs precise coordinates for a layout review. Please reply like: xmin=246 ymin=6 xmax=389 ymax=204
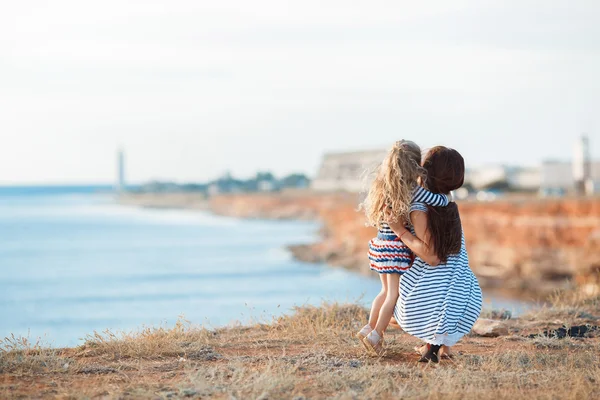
xmin=418 ymin=344 xmax=441 ymax=363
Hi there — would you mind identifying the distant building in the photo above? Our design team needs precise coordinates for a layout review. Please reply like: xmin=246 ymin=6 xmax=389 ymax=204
xmin=464 ymin=166 xmax=541 ymax=191
xmin=258 ymin=180 xmax=275 ymax=192
xmin=312 ymin=149 xmax=387 ymax=192
xmin=539 ymin=135 xmax=598 ymax=196
xmin=255 ymin=172 xmax=277 ymax=192
xmin=573 ymin=135 xmax=592 ymax=195
xmin=540 ymin=160 xmax=600 ymax=195
xmin=464 ymin=166 xmax=505 ymax=189
xmin=312 ymin=150 xmax=541 ymax=193
xmin=207 ymin=172 xmax=245 ymax=195
xmin=116 ymin=148 xmax=126 ymax=192
xmin=508 ymin=168 xmax=541 ymax=191
xmin=309 ymin=137 xmax=597 ymax=195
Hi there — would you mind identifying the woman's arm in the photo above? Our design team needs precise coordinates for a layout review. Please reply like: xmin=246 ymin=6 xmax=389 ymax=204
xmin=387 ymin=211 xmax=441 ymax=266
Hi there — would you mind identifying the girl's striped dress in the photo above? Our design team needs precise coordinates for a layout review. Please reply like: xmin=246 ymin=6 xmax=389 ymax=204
xmin=394 ymin=202 xmax=483 ymax=347
xmin=368 ymin=186 xmax=449 ymax=274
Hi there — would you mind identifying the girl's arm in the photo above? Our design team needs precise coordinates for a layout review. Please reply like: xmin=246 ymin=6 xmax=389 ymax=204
xmin=387 ymin=210 xmax=441 ymax=266
xmin=412 ymin=186 xmax=450 ymax=207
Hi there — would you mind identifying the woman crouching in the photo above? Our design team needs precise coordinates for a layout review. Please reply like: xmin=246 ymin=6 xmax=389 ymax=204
xmin=388 ymin=146 xmax=483 ymax=363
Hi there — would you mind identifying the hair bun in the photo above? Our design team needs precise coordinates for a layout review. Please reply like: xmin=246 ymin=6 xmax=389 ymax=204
xmin=394 ymin=140 xmax=408 ymax=150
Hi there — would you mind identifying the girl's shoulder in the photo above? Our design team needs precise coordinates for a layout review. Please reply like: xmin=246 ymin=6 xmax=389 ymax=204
xmin=411 ymin=186 xmax=449 ymax=207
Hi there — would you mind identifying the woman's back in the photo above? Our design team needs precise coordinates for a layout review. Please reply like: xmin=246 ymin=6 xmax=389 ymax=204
xmin=394 ymin=203 xmax=482 ymax=346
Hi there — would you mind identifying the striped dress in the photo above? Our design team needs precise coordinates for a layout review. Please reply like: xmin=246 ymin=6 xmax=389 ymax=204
xmin=368 ymin=186 xmax=449 ymax=274
xmin=394 ymin=202 xmax=483 ymax=346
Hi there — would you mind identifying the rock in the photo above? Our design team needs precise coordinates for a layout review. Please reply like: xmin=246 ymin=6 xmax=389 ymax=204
xmin=78 ymin=364 xmax=118 ymax=374
xmin=576 ymin=311 xmax=598 ymax=320
xmin=490 ymin=309 xmax=512 ymax=320
xmin=181 ymin=388 xmax=198 ymax=397
xmin=472 ymin=318 xmax=510 ymax=337
xmin=186 ymin=346 xmax=222 ymax=361
xmin=530 ymin=324 xmax=600 ymax=339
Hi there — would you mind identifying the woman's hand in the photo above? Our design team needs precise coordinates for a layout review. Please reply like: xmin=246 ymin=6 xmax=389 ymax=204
xmin=392 ymin=223 xmax=410 ymax=239
xmin=388 ymin=213 xmax=441 ymax=266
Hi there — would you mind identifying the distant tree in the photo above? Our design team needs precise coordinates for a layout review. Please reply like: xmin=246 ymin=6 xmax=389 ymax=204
xmin=461 ymin=182 xmax=475 ymax=193
xmin=481 ymin=180 xmax=510 ymax=192
xmin=280 ymin=173 xmax=311 ymax=189
xmin=181 ymin=183 xmax=208 ymax=193
xmin=256 ymin=171 xmax=276 ymax=181
xmin=138 ymin=170 xmax=314 ymax=196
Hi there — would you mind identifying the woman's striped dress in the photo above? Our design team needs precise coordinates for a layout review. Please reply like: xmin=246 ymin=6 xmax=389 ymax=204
xmin=394 ymin=202 xmax=482 ymax=346
xmin=368 ymin=186 xmax=449 ymax=274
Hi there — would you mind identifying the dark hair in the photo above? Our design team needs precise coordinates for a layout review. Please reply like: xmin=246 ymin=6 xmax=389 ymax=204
xmin=422 ymin=146 xmax=465 ymax=263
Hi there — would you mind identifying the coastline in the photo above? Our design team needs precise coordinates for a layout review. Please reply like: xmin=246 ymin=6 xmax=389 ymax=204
xmin=117 ymin=191 xmax=600 ymax=300
xmin=2 ymin=192 xmax=599 ymax=398
xmin=117 ymin=192 xmax=212 ymax=211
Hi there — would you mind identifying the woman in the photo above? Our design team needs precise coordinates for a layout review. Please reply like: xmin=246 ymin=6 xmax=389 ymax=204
xmin=388 ymin=146 xmax=482 ymax=363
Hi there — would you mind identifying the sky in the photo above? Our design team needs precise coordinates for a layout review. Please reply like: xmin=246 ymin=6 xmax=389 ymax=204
xmin=1 ymin=0 xmax=599 ymax=185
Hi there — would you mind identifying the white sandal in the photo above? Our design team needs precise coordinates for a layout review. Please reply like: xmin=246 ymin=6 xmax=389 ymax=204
xmin=356 ymin=325 xmax=373 ymax=353
xmin=364 ymin=331 xmax=386 ymax=356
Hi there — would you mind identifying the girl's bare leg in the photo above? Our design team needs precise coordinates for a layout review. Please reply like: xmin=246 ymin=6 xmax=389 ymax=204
xmin=358 ymin=275 xmax=386 ymax=353
xmin=388 ymin=316 xmax=400 ymax=329
xmin=367 ymin=274 xmax=388 ymax=329
xmin=374 ymin=273 xmax=400 ymax=336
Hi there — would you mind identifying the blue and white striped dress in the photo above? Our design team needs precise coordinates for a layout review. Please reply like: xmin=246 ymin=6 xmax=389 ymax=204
xmin=368 ymin=186 xmax=449 ymax=274
xmin=394 ymin=202 xmax=483 ymax=346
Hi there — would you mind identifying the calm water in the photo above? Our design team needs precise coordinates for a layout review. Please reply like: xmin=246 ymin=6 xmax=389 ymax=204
xmin=0 ymin=188 xmax=528 ymax=347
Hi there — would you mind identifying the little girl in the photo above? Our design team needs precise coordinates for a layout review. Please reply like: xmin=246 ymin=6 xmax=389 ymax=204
xmin=357 ymin=140 xmax=449 ymax=356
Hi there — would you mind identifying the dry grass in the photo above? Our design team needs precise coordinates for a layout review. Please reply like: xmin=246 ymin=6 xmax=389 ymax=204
xmin=525 ymin=288 xmax=600 ymax=322
xmin=0 ymin=335 xmax=73 ymax=376
xmin=1 ymin=295 xmax=600 ymax=399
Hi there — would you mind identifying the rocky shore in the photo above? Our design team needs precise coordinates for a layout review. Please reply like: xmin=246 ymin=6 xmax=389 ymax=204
xmin=118 ymin=192 xmax=211 ymax=211
xmin=119 ymin=191 xmax=600 ymax=298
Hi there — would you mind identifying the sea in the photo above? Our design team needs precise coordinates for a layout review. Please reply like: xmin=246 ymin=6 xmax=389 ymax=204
xmin=0 ymin=186 xmax=529 ymax=347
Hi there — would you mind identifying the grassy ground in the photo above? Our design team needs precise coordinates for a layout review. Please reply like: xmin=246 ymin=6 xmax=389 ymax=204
xmin=1 ymin=290 xmax=599 ymax=399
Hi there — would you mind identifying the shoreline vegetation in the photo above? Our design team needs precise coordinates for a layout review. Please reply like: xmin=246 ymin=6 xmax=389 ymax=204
xmin=2 ymin=291 xmax=599 ymax=399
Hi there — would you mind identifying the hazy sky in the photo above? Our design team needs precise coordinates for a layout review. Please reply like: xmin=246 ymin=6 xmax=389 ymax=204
xmin=1 ymin=0 xmax=599 ymax=184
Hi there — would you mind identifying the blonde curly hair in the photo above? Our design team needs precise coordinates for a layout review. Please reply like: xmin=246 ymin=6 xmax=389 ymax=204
xmin=361 ymin=140 xmax=425 ymax=229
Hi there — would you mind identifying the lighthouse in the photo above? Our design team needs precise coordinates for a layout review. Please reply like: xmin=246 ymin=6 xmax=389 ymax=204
xmin=116 ymin=148 xmax=126 ymax=192
xmin=572 ymin=135 xmax=591 ymax=195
